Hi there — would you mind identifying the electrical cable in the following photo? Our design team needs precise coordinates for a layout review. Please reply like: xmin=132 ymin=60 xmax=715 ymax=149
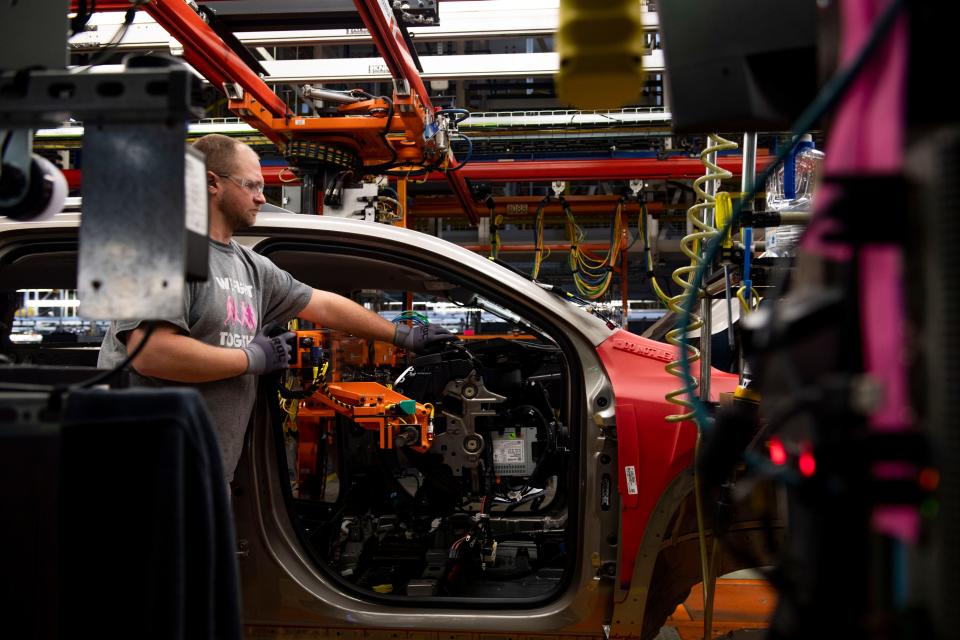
xmin=0 ymin=131 xmax=12 ymax=162
xmin=70 ymin=0 xmax=96 ymax=38
xmin=703 ymin=535 xmax=722 ymax=638
xmin=75 ymin=1 xmax=149 ymax=70
xmin=379 ymin=111 xmax=471 ymax=177
xmin=444 ymin=134 xmax=473 ymax=173
xmin=375 ymin=196 xmax=401 ymax=209
xmin=392 ymin=311 xmax=429 ymax=326
xmin=277 ymin=167 xmax=300 ymax=183
xmin=564 ymin=198 xmax=622 ymax=299
xmin=436 ymin=108 xmax=470 ymax=124
xmin=313 ymin=361 xmax=352 ymax=411
xmin=74 ymin=320 xmax=158 ymax=389
xmin=531 ymin=196 xmax=551 ymax=279
xmin=638 ymin=198 xmax=672 ymax=306
xmin=383 ymin=152 xmax=446 ymax=179
xmin=374 ymin=195 xmax=402 ymax=222
xmin=736 ymin=214 xmax=761 ymax=311
xmin=359 ymin=96 xmax=398 ymax=174
xmin=488 ymin=203 xmax=502 ymax=260
xmin=323 ymin=170 xmax=353 ymax=207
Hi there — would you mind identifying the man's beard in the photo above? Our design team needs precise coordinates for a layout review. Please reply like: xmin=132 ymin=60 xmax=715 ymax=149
xmin=226 ymin=206 xmax=255 ymax=231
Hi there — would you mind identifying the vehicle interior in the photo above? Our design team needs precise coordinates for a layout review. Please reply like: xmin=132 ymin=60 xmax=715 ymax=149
xmin=262 ymin=239 xmax=580 ymax=604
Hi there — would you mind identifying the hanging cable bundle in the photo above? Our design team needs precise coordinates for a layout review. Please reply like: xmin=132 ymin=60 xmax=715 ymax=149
xmin=664 ymin=133 xmax=738 ymax=422
xmin=487 ymin=196 xmax=501 ymax=260
xmin=637 ymin=198 xmax=672 ymax=306
xmin=530 ymin=196 xmax=552 ymax=279
xmin=563 ymin=198 xmax=622 ymax=300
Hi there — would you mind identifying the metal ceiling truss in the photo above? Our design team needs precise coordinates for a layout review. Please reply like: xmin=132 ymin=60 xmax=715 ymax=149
xmin=70 ymin=1 xmax=652 ymax=49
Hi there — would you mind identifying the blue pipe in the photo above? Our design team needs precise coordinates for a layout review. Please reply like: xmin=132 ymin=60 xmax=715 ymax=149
xmin=784 ymin=138 xmax=815 ymax=199
xmin=743 ymin=226 xmax=753 ymax=294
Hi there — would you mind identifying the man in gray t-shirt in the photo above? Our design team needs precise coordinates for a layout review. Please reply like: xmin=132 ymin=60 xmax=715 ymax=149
xmin=98 ymin=135 xmax=453 ymax=480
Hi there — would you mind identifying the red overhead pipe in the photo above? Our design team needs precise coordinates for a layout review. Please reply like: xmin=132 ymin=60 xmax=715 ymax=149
xmin=408 ymin=196 xmax=671 ymax=218
xmin=260 ymin=156 xmax=765 ymax=184
xmin=67 ymin=156 xmax=765 ymax=194
xmin=427 ymin=155 xmax=770 ymax=182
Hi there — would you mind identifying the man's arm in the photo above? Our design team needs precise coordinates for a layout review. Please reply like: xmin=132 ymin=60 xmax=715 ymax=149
xmin=297 ymin=289 xmax=396 ymax=342
xmin=126 ymin=322 xmax=248 ymax=383
xmin=296 ymin=289 xmax=458 ymax=352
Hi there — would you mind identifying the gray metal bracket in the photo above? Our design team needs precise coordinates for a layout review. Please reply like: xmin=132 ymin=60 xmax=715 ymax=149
xmin=1 ymin=63 xmax=209 ymax=320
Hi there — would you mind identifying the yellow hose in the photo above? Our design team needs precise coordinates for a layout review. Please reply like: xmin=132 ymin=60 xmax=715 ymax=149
xmin=737 ymin=285 xmax=761 ymax=312
xmin=489 ymin=212 xmax=503 ymax=260
xmin=664 ymin=134 xmax=738 ymax=422
xmin=692 ymin=433 xmax=722 ymax=639
xmin=638 ymin=201 xmax=672 ymax=306
xmin=657 ymin=137 xmax=739 ymax=640
xmin=531 ymin=200 xmax=550 ymax=279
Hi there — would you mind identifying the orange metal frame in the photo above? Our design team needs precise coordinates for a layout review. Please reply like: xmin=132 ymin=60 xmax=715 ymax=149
xmin=228 ymin=93 xmax=433 ymax=168
xmin=123 ymin=0 xmax=481 ymax=221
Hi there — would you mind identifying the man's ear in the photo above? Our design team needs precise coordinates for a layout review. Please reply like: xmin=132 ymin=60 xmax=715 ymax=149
xmin=207 ymin=171 xmax=219 ymax=194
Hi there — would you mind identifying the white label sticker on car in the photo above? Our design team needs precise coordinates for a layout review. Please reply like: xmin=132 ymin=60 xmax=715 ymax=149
xmin=493 ymin=438 xmax=525 ymax=464
xmin=625 ymin=465 xmax=638 ymax=495
xmin=184 ymin=151 xmax=208 ymax=236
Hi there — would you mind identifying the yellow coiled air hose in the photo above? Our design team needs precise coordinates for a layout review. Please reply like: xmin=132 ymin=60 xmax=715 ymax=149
xmin=664 ymin=133 xmax=738 ymax=422
xmin=662 ymin=136 xmax=739 ymax=640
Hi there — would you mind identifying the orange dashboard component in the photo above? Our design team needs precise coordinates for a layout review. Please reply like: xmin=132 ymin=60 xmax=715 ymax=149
xmin=332 ymin=336 xmax=369 ymax=373
xmin=306 ymin=382 xmax=431 ymax=452
xmin=370 ymin=341 xmax=398 ymax=367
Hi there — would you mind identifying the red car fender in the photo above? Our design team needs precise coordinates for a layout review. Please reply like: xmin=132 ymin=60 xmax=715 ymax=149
xmin=596 ymin=330 xmax=738 ymax=588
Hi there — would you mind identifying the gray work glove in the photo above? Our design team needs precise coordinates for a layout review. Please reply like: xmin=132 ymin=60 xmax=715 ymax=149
xmin=392 ymin=323 xmax=456 ymax=352
xmin=243 ymin=331 xmax=295 ymax=375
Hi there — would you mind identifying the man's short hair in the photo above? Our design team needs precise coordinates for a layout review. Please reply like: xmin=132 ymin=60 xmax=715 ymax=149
xmin=192 ymin=134 xmax=248 ymax=175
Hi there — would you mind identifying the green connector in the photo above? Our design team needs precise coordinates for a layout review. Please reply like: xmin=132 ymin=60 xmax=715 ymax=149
xmin=396 ymin=399 xmax=417 ymax=415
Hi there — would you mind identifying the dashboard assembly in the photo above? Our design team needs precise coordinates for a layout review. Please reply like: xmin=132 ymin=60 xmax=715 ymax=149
xmin=275 ymin=330 xmax=572 ymax=600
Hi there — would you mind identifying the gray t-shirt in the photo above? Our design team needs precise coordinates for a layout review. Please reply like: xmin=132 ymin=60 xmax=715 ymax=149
xmin=98 ymin=239 xmax=313 ymax=480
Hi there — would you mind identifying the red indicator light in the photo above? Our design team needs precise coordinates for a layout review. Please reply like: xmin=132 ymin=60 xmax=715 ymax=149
xmin=769 ymin=438 xmax=787 ymax=466
xmin=918 ymin=467 xmax=940 ymax=492
xmin=799 ymin=450 xmax=816 ymax=477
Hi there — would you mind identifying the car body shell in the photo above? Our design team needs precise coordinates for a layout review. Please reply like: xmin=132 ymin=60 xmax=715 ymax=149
xmin=0 ymin=210 xmax=738 ymax=638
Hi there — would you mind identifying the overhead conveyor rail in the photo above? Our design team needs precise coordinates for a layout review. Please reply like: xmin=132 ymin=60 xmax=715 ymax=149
xmin=34 ymin=108 xmax=674 ymax=147
xmin=69 ymin=0 xmax=659 ymax=49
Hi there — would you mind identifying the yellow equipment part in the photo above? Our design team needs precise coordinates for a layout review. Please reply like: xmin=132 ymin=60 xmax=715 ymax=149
xmin=556 ymin=0 xmax=646 ymax=110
